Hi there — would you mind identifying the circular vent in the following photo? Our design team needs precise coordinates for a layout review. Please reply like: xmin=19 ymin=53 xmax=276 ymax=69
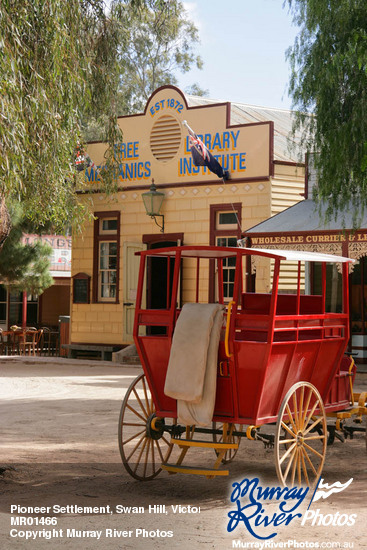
xmin=150 ymin=115 xmax=181 ymax=162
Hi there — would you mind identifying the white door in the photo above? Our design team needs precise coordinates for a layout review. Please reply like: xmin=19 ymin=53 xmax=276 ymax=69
xmin=123 ymin=242 xmax=146 ymax=343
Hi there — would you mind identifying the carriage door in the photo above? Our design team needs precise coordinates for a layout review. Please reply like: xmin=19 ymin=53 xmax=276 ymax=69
xmin=123 ymin=242 xmax=147 ymax=343
xmin=145 ymin=237 xmax=182 ymax=335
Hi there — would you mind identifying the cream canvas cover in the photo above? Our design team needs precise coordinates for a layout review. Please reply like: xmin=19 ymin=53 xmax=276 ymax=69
xmin=164 ymin=303 xmax=224 ymax=426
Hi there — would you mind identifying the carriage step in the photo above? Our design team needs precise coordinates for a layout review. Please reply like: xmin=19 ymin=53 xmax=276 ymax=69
xmin=170 ymin=438 xmax=238 ymax=450
xmin=161 ymin=463 xmax=229 ymax=476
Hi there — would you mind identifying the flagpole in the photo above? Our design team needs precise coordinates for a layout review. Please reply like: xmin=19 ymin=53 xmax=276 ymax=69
xmin=182 ymin=120 xmax=196 ymax=138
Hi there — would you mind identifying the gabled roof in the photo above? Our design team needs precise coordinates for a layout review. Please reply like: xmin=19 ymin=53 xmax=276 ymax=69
xmin=245 ymin=199 xmax=367 ymax=234
xmin=187 ymin=95 xmax=305 ymax=163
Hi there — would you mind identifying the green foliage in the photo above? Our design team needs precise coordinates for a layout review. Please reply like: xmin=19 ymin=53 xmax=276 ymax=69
xmin=286 ymin=0 xmax=367 ymax=224
xmin=111 ymin=0 xmax=205 ymax=115
xmin=0 ymin=203 xmax=53 ymax=294
xmin=0 ymin=0 xmax=122 ymax=234
xmin=0 ymin=0 xmax=205 ymax=233
xmin=185 ymin=83 xmax=210 ymax=97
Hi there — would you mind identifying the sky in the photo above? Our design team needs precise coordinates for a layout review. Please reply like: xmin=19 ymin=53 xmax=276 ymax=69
xmin=178 ymin=0 xmax=300 ymax=110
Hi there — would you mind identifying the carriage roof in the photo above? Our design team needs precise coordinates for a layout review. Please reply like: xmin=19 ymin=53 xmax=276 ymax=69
xmin=137 ymin=245 xmax=354 ymax=264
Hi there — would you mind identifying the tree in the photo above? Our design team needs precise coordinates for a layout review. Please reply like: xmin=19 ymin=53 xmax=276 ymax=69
xmin=0 ymin=203 xmax=53 ymax=295
xmin=286 ymin=0 xmax=367 ymax=223
xmin=0 ymin=0 xmax=115 ymax=237
xmin=0 ymin=0 xmax=205 ymax=245
xmin=111 ymin=0 xmax=206 ymax=115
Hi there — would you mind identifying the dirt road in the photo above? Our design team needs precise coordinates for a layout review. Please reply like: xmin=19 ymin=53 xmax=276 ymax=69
xmin=0 ymin=357 xmax=366 ymax=549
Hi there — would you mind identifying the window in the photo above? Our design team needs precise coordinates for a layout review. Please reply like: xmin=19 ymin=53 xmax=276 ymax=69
xmin=209 ymin=203 xmax=242 ymax=302
xmin=0 ymin=285 xmax=6 ymax=325
xmin=93 ymin=211 xmax=120 ymax=303
xmin=8 ymin=291 xmax=38 ymax=327
xmin=72 ymin=273 xmax=91 ymax=304
xmin=100 ymin=218 xmax=118 ymax=234
xmin=312 ymin=262 xmax=342 ymax=314
xmin=349 ymin=256 xmax=367 ymax=334
xmin=216 ymin=211 xmax=238 ymax=230
xmin=99 ymin=242 xmax=117 ymax=299
xmin=216 ymin=236 xmax=237 ymax=299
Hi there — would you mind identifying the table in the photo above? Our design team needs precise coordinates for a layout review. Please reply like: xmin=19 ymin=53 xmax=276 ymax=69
xmin=0 ymin=330 xmax=23 ymax=355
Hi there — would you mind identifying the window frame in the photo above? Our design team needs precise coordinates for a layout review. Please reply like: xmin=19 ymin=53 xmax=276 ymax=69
xmin=93 ymin=211 xmax=120 ymax=304
xmin=209 ymin=203 xmax=242 ymax=302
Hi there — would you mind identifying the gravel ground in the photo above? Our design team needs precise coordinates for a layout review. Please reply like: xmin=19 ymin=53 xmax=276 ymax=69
xmin=0 ymin=356 xmax=366 ymax=550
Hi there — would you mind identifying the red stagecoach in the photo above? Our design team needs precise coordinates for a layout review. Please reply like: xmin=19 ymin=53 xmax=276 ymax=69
xmin=118 ymin=246 xmax=367 ymax=486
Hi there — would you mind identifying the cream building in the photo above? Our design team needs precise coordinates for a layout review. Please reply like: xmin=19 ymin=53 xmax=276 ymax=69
xmin=70 ymin=85 xmax=304 ymax=351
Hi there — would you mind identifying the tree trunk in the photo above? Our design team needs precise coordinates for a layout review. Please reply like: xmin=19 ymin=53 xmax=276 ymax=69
xmin=0 ymin=195 xmax=11 ymax=250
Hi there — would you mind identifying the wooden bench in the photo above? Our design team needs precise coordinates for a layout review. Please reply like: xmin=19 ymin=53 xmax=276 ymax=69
xmin=62 ymin=344 xmax=121 ymax=361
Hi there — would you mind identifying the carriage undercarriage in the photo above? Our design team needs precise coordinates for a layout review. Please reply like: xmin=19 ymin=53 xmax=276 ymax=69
xmin=119 ymin=371 xmax=367 ymax=486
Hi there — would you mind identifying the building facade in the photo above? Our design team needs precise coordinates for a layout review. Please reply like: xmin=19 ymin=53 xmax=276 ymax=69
xmin=71 ymin=85 xmax=304 ymax=348
xmin=0 ymin=233 xmax=71 ymax=330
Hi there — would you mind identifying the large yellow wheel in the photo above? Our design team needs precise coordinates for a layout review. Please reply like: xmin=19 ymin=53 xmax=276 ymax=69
xmin=212 ymin=423 xmax=242 ymax=464
xmin=118 ymin=373 xmax=174 ymax=480
xmin=275 ymin=382 xmax=327 ymax=487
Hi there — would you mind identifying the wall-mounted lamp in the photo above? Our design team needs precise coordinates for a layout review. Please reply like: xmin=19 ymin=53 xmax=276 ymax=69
xmin=142 ymin=179 xmax=165 ymax=232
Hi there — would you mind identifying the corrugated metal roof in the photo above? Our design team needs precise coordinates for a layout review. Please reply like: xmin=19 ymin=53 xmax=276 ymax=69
xmin=245 ymin=199 xmax=367 ymax=233
xmin=187 ymin=95 xmax=305 ymax=163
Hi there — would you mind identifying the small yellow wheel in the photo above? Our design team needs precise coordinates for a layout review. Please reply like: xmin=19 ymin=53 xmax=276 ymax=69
xmin=275 ymin=382 xmax=327 ymax=487
xmin=212 ymin=422 xmax=242 ymax=464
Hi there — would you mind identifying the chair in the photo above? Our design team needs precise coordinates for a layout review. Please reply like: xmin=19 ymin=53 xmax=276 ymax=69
xmin=0 ymin=329 xmax=4 ymax=355
xmin=0 ymin=328 xmax=20 ymax=355
xmin=40 ymin=327 xmax=51 ymax=356
xmin=19 ymin=329 xmax=43 ymax=356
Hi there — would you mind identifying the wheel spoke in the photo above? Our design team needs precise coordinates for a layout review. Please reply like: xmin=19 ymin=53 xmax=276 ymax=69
xmin=122 ymin=428 xmax=146 ymax=446
xmin=122 ymin=422 xmax=146 ymax=427
xmin=133 ymin=437 xmax=148 ymax=474
xmin=275 ymin=382 xmax=326 ymax=488
xmin=293 ymin=392 xmax=299 ymax=429
xmin=300 ymin=446 xmax=318 ymax=476
xmin=118 ymin=373 xmax=174 ymax=481
xmin=141 ymin=376 xmax=152 ymax=415
xmin=299 ymin=385 xmax=305 ymax=430
xmin=279 ymin=441 xmax=297 ymax=465
xmin=291 ymin=448 xmax=298 ymax=485
xmin=285 ymin=404 xmax=298 ymax=434
xmin=283 ymin=445 xmax=297 ymax=480
xmin=281 ymin=421 xmax=297 ymax=438
xmin=126 ymin=403 xmax=147 ymax=423
xmin=304 ymin=399 xmax=320 ymax=429
xmin=300 ymin=448 xmax=309 ymax=485
xmin=151 ymin=437 xmax=156 ymax=474
xmin=303 ymin=441 xmax=324 ymax=459
xmin=303 ymin=434 xmax=325 ymax=442
xmin=303 ymin=416 xmax=323 ymax=435
xmin=301 ymin=388 xmax=313 ymax=426
xmin=213 ymin=422 xmax=241 ymax=464
xmin=126 ymin=433 xmax=146 ymax=462
xmin=161 ymin=435 xmax=171 ymax=446
xmin=143 ymin=438 xmax=150 ymax=478
xmin=281 ymin=438 xmax=297 ymax=445
xmin=155 ymin=439 xmax=165 ymax=462
xmin=132 ymin=387 xmax=149 ymax=419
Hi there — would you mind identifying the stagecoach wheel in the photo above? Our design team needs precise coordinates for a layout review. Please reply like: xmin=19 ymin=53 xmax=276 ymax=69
xmin=118 ymin=373 xmax=174 ymax=480
xmin=275 ymin=382 xmax=327 ymax=488
xmin=212 ymin=423 xmax=242 ymax=463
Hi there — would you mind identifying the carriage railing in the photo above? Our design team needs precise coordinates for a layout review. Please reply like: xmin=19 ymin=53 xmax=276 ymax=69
xmin=233 ymin=311 xmax=348 ymax=344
